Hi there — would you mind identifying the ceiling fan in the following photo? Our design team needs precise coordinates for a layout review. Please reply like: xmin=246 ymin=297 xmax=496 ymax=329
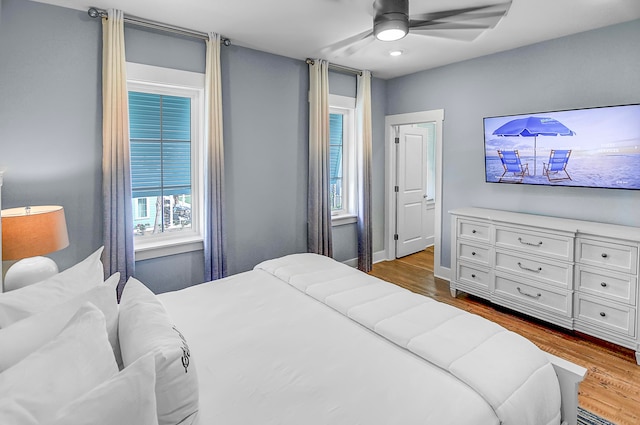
xmin=326 ymin=0 xmax=512 ymax=56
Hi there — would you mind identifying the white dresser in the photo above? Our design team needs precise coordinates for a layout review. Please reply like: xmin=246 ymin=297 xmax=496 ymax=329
xmin=450 ymin=207 xmax=640 ymax=364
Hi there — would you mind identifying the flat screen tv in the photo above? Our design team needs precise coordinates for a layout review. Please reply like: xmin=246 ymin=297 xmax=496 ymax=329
xmin=484 ymin=103 xmax=640 ymax=189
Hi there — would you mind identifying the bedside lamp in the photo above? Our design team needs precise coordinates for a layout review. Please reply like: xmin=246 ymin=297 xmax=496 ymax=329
xmin=2 ymin=206 xmax=69 ymax=291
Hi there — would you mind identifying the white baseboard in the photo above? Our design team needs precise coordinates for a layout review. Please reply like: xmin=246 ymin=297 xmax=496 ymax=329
xmin=342 ymin=250 xmax=387 ymax=268
xmin=435 ymin=266 xmax=451 ymax=282
xmin=374 ymin=250 xmax=387 ymax=264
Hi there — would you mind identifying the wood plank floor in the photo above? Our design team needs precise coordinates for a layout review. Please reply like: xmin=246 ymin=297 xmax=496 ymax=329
xmin=369 ymin=247 xmax=640 ymax=425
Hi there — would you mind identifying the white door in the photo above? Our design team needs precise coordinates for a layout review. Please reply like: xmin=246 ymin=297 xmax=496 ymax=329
xmin=396 ymin=125 xmax=429 ymax=258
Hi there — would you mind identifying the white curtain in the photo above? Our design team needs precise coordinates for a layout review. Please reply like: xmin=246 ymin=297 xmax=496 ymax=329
xmin=203 ymin=32 xmax=227 ymax=281
xmin=101 ymin=9 xmax=134 ymax=298
xmin=356 ymin=71 xmax=373 ymax=272
xmin=307 ymin=59 xmax=333 ymax=257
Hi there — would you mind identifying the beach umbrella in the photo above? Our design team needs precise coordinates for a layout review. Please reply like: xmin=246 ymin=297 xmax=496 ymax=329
xmin=492 ymin=116 xmax=575 ymax=175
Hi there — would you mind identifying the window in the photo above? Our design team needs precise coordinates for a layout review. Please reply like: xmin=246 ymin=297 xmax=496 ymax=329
xmin=127 ymin=63 xmax=205 ymax=259
xmin=329 ymin=94 xmax=357 ymax=225
xmin=134 ymin=198 xmax=149 ymax=219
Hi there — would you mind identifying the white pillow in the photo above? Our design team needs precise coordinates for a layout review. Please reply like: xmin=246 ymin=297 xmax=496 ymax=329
xmin=0 ymin=303 xmax=118 ymax=423
xmin=119 ymin=277 xmax=199 ymax=425
xmin=0 ymin=246 xmax=105 ymax=328
xmin=0 ymin=273 xmax=120 ymax=373
xmin=43 ymin=353 xmax=159 ymax=425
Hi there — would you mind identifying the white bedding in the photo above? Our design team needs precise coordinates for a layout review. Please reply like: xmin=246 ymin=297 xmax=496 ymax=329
xmin=159 ymin=253 xmax=561 ymax=425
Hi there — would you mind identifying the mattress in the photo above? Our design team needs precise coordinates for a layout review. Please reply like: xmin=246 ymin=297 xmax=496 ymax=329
xmin=159 ymin=253 xmax=561 ymax=425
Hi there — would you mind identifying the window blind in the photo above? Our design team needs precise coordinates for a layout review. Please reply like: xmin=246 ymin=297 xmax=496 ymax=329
xmin=329 ymin=113 xmax=344 ymax=211
xmin=329 ymin=113 xmax=343 ymax=182
xmin=129 ymin=92 xmax=191 ymax=198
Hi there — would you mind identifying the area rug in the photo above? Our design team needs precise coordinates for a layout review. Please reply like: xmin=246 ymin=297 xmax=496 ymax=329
xmin=578 ymin=407 xmax=617 ymax=425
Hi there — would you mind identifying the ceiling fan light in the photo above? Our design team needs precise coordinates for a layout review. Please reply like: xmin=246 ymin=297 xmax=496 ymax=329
xmin=374 ymin=11 xmax=409 ymax=41
xmin=376 ymin=28 xmax=407 ymax=41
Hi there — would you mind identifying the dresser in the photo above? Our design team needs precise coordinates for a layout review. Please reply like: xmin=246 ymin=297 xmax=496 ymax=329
xmin=450 ymin=207 xmax=640 ymax=365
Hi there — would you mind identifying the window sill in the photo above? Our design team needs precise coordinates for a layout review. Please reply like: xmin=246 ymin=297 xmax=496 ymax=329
xmin=135 ymin=236 xmax=204 ymax=261
xmin=332 ymin=214 xmax=357 ymax=227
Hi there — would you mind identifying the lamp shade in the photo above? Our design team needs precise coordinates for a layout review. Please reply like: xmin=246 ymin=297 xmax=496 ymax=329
xmin=1 ymin=206 xmax=69 ymax=261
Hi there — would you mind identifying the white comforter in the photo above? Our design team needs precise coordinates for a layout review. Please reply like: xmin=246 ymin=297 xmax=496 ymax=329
xmin=159 ymin=253 xmax=561 ymax=425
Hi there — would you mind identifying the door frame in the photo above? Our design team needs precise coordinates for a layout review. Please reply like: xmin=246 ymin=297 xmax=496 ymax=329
xmin=384 ymin=109 xmax=450 ymax=281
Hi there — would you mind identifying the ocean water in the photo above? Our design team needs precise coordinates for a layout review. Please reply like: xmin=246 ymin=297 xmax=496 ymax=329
xmin=485 ymin=154 xmax=640 ymax=189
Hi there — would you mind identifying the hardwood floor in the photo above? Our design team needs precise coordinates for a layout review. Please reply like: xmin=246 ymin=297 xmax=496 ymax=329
xmin=369 ymin=247 xmax=640 ymax=425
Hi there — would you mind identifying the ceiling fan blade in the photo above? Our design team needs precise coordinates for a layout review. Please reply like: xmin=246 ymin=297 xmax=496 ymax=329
xmin=409 ymin=2 xmax=512 ymax=26
xmin=410 ymin=27 xmax=489 ymax=42
xmin=408 ymin=2 xmax=512 ymax=41
xmin=409 ymin=20 xmax=493 ymax=31
xmin=409 ymin=12 xmax=508 ymax=33
xmin=409 ymin=18 xmax=501 ymax=42
xmin=341 ymin=35 xmax=377 ymax=57
xmin=322 ymin=29 xmax=375 ymax=57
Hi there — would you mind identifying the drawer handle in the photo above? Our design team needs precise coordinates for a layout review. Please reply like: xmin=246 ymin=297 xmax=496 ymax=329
xmin=471 ymin=274 xmax=476 ymax=278
xmin=600 ymin=282 xmax=608 ymax=287
xmin=600 ymin=312 xmax=606 ymax=317
xmin=472 ymin=230 xmax=477 ymax=234
xmin=517 ymin=262 xmax=542 ymax=273
xmin=601 ymin=253 xmax=608 ymax=258
xmin=518 ymin=237 xmax=543 ymax=247
xmin=471 ymin=252 xmax=477 ymax=256
xmin=517 ymin=287 xmax=542 ymax=299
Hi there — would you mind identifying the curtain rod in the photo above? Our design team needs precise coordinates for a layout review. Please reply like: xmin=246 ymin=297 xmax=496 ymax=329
xmin=87 ymin=7 xmax=231 ymax=46
xmin=305 ymin=58 xmax=364 ymax=77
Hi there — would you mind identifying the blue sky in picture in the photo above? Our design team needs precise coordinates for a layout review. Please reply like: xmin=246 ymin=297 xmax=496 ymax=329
xmin=484 ymin=104 xmax=640 ymax=156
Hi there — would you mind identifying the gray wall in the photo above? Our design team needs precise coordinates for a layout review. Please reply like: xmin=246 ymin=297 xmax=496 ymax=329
xmin=0 ymin=0 xmax=103 ymax=272
xmin=221 ymin=46 xmax=309 ymax=275
xmin=0 ymin=0 xmax=386 ymax=293
xmin=387 ymin=19 xmax=640 ymax=268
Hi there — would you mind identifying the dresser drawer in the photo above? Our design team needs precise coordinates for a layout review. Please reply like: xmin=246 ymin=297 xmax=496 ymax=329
xmin=576 ymin=266 xmax=637 ymax=305
xmin=494 ymin=274 xmax=571 ymax=317
xmin=495 ymin=250 xmax=572 ymax=289
xmin=457 ymin=262 xmax=492 ymax=291
xmin=495 ymin=226 xmax=573 ymax=261
xmin=575 ymin=295 xmax=636 ymax=337
xmin=577 ymin=238 xmax=638 ymax=274
xmin=457 ymin=219 xmax=491 ymax=243
xmin=458 ymin=242 xmax=491 ymax=266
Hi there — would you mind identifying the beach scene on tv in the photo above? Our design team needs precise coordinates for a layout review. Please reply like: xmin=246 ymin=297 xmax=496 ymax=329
xmin=484 ymin=104 xmax=640 ymax=189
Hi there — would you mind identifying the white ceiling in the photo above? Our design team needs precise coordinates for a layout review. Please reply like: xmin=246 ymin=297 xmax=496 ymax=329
xmin=32 ymin=0 xmax=640 ymax=79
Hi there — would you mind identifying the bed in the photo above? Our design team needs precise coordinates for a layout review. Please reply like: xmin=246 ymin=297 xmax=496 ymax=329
xmin=0 ymin=248 xmax=586 ymax=425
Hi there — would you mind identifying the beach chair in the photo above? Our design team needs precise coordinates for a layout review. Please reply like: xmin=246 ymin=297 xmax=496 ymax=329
xmin=543 ymin=149 xmax=572 ymax=182
xmin=497 ymin=149 xmax=529 ymax=183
